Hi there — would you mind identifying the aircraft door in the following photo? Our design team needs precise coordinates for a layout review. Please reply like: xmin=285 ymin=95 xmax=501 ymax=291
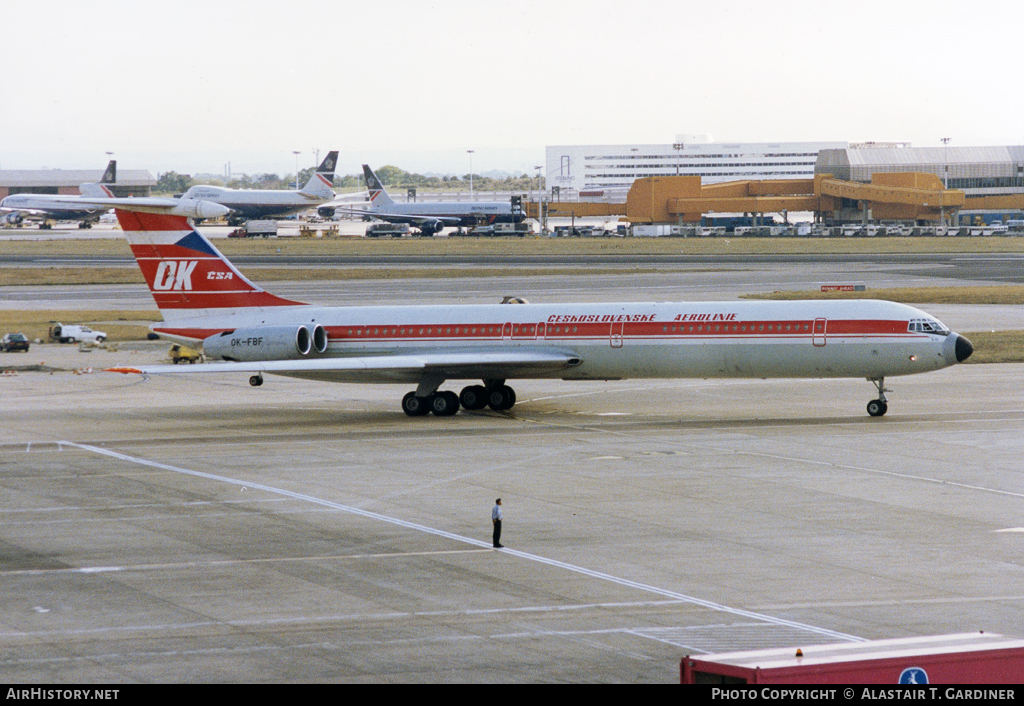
xmin=502 ymin=322 xmax=512 ymax=341
xmin=813 ymin=318 xmax=827 ymax=347
xmin=610 ymin=321 xmax=624 ymax=348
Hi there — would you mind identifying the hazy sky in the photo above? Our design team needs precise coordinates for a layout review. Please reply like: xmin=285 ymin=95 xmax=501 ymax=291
xmin=3 ymin=0 xmax=1021 ymax=178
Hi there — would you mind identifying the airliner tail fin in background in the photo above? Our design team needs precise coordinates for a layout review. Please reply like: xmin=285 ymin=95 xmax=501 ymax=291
xmin=298 ymin=150 xmax=339 ymax=199
xmin=100 ymin=160 xmax=116 ymax=184
xmin=362 ymin=165 xmax=395 ymax=208
xmin=79 ymin=160 xmax=117 ymax=198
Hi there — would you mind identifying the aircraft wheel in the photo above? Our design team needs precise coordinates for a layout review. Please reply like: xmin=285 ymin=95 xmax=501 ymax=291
xmin=487 ymin=385 xmax=516 ymax=411
xmin=459 ymin=385 xmax=489 ymax=410
xmin=249 ymin=375 xmax=264 ymax=387
xmin=402 ymin=391 xmax=431 ymax=417
xmin=867 ymin=399 xmax=888 ymax=417
xmin=430 ymin=391 xmax=460 ymax=416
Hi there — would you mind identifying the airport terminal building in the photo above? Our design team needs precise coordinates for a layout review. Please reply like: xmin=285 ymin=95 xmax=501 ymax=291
xmin=545 ymin=136 xmax=847 ymax=200
xmin=816 ymin=144 xmax=1024 ymax=224
xmin=816 ymin=144 xmax=1024 ymax=197
xmin=544 ymin=138 xmax=1024 ymax=224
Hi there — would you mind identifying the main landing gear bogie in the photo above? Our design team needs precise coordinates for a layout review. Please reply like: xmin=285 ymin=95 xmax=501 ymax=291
xmin=403 ymin=384 xmax=517 ymax=417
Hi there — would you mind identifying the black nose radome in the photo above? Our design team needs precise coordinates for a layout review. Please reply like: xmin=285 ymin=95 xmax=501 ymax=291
xmin=956 ymin=335 xmax=974 ymax=363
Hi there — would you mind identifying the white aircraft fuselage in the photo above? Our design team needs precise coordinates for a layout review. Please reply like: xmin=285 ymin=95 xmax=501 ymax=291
xmin=180 ymin=185 xmax=328 ymax=219
xmin=153 ymin=299 xmax=966 ymax=385
xmin=363 ymin=200 xmax=520 ymax=223
xmin=1 ymin=193 xmax=111 ymax=222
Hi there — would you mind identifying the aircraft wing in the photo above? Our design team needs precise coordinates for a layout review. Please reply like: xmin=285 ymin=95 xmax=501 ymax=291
xmin=1 ymin=206 xmax=47 ymax=217
xmin=36 ymin=197 xmax=231 ymax=219
xmin=107 ymin=348 xmax=580 ymax=384
xmin=320 ymin=191 xmax=370 ymax=206
xmin=1 ymin=204 xmax=103 ymax=224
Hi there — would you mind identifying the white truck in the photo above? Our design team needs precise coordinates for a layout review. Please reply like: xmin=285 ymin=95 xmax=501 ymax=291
xmin=49 ymin=323 xmax=107 ymax=344
xmin=245 ymin=220 xmax=278 ymax=237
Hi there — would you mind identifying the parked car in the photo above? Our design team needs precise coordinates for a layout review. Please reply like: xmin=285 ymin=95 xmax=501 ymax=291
xmin=49 ymin=323 xmax=107 ymax=344
xmin=0 ymin=333 xmax=30 ymax=352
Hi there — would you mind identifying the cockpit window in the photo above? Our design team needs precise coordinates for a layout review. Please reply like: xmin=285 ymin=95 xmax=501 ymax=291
xmin=908 ymin=318 xmax=950 ymax=336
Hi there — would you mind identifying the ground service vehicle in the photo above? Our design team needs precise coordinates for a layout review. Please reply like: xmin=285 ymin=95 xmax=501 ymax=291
xmin=365 ymin=223 xmax=410 ymax=237
xmin=170 ymin=344 xmax=203 ymax=364
xmin=50 ymin=324 xmax=107 ymax=344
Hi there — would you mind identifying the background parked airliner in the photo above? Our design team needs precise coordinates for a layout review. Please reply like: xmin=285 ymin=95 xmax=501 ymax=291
xmin=318 ymin=164 xmax=524 ymax=234
xmin=179 ymin=151 xmax=338 ymax=224
xmin=1 ymin=160 xmax=117 ymax=228
xmin=105 ymin=205 xmax=973 ymax=418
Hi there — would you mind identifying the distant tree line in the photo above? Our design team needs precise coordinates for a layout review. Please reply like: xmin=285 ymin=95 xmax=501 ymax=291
xmin=154 ymin=165 xmax=540 ymax=195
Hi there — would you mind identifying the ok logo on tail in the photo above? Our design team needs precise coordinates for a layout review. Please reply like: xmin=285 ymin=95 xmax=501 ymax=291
xmin=153 ymin=260 xmax=198 ymax=291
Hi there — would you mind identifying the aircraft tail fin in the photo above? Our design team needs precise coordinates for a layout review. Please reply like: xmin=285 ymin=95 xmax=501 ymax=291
xmin=115 ymin=209 xmax=306 ymax=321
xmin=79 ymin=160 xmax=117 ymax=198
xmin=363 ymin=165 xmax=395 ymax=207
xmin=100 ymin=160 xmax=116 ymax=184
xmin=298 ymin=150 xmax=338 ymax=199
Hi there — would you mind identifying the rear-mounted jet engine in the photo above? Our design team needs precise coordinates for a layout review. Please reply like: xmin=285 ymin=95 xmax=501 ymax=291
xmin=203 ymin=324 xmax=328 ymax=363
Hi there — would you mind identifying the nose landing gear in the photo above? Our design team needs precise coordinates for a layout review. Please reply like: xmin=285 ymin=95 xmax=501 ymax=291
xmin=867 ymin=377 xmax=889 ymax=417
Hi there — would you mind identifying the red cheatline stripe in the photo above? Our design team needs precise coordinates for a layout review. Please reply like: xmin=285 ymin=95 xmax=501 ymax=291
xmin=152 ymin=291 xmax=305 ymax=308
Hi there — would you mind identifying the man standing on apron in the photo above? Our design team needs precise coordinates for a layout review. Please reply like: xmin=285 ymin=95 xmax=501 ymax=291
xmin=492 ymin=499 xmax=504 ymax=548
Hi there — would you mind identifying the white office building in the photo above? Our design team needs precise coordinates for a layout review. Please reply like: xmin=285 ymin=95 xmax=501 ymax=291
xmin=545 ymin=136 xmax=847 ymax=200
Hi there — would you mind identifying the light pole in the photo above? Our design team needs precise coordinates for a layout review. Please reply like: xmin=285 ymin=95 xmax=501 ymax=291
xmin=941 ymin=137 xmax=950 ymax=188
xmin=293 ymin=150 xmax=301 ymax=189
xmin=940 ymin=137 xmax=952 ymax=227
xmin=467 ymin=150 xmax=475 ymax=200
xmin=672 ymin=142 xmax=684 ymax=176
xmin=535 ymin=165 xmax=545 ymax=233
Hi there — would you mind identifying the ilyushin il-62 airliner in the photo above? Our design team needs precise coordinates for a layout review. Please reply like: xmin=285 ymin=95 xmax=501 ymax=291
xmin=105 ymin=203 xmax=973 ymax=418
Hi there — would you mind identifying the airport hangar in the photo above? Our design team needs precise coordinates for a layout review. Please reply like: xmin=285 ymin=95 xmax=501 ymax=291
xmin=541 ymin=138 xmax=1024 ymax=226
xmin=0 ymin=166 xmax=155 ymax=199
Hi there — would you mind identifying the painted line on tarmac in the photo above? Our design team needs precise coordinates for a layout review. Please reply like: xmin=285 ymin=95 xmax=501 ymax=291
xmin=67 ymin=441 xmax=864 ymax=645
xmin=1 ymin=548 xmax=493 ymax=577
